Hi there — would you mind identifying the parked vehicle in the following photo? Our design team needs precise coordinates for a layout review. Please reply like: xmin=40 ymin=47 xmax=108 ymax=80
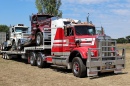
xmin=1 ymin=18 xmax=125 ymax=78
xmin=1 ymin=24 xmax=30 ymax=51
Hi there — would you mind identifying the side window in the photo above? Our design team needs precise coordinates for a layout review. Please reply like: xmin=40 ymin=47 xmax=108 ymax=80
xmin=65 ymin=27 xmax=74 ymax=36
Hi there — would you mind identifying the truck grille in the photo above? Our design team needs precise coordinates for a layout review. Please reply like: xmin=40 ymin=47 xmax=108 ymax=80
xmin=23 ymin=34 xmax=31 ymax=38
xmin=99 ymin=40 xmax=116 ymax=60
xmin=101 ymin=41 xmax=111 ymax=56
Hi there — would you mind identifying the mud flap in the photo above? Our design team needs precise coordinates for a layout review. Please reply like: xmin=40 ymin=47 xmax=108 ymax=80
xmin=114 ymin=65 xmax=122 ymax=74
xmin=87 ymin=67 xmax=98 ymax=77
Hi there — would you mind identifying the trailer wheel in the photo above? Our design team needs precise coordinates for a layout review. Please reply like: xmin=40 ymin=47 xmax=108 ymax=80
xmin=0 ymin=43 xmax=3 ymax=50
xmin=17 ymin=40 xmax=22 ymax=51
xmin=2 ymin=53 xmax=5 ymax=59
xmin=37 ymin=53 xmax=46 ymax=68
xmin=5 ymin=54 xmax=12 ymax=60
xmin=36 ymin=32 xmax=43 ymax=46
xmin=72 ymin=57 xmax=86 ymax=78
xmin=2 ymin=43 xmax=5 ymax=51
xmin=30 ymin=52 xmax=37 ymax=66
xmin=4 ymin=53 xmax=11 ymax=60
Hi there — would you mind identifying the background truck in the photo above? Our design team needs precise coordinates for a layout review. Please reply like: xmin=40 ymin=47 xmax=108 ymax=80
xmin=1 ymin=17 xmax=125 ymax=78
xmin=29 ymin=13 xmax=53 ymax=46
xmin=1 ymin=24 xmax=30 ymax=51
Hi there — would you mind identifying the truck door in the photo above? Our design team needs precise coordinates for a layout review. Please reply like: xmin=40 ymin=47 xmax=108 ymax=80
xmin=64 ymin=27 xmax=75 ymax=52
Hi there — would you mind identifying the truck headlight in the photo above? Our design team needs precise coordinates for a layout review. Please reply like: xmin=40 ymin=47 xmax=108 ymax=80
xmin=91 ymin=52 xmax=94 ymax=57
xmin=87 ymin=51 xmax=95 ymax=57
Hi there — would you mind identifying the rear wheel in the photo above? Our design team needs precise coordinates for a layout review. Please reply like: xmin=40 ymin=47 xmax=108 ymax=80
xmin=72 ymin=57 xmax=86 ymax=78
xmin=11 ymin=41 xmax=16 ymax=51
xmin=36 ymin=32 xmax=43 ymax=46
xmin=37 ymin=52 xmax=46 ymax=68
xmin=30 ymin=52 xmax=37 ymax=66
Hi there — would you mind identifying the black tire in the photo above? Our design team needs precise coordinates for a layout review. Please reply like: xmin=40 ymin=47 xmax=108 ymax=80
xmin=72 ymin=57 xmax=86 ymax=78
xmin=1 ymin=43 xmax=3 ymax=50
xmin=4 ymin=53 xmax=11 ymax=60
xmin=0 ymin=43 xmax=2 ymax=50
xmin=2 ymin=53 xmax=5 ymax=59
xmin=11 ymin=41 xmax=16 ymax=51
xmin=30 ymin=52 xmax=37 ymax=66
xmin=37 ymin=52 xmax=46 ymax=68
xmin=36 ymin=32 xmax=43 ymax=46
xmin=17 ymin=40 xmax=23 ymax=51
xmin=2 ymin=43 xmax=5 ymax=51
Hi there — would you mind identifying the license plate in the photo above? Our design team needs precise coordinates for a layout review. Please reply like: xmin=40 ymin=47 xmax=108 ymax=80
xmin=105 ymin=62 xmax=112 ymax=69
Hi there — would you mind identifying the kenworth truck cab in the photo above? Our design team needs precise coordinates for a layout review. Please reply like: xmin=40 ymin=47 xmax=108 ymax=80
xmin=50 ymin=19 xmax=125 ymax=77
xmin=2 ymin=24 xmax=30 ymax=51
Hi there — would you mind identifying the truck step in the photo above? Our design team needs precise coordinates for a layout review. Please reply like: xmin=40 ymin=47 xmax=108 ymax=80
xmin=51 ymin=65 xmax=67 ymax=69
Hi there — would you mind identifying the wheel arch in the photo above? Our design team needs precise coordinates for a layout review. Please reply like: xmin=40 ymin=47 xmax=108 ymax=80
xmin=11 ymin=39 xmax=16 ymax=45
xmin=69 ymin=50 xmax=84 ymax=63
xmin=35 ymin=29 xmax=43 ymax=36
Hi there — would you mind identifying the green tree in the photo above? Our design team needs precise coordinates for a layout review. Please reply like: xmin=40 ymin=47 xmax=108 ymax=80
xmin=0 ymin=25 xmax=9 ymax=32
xmin=35 ymin=0 xmax=62 ymax=17
xmin=126 ymin=35 xmax=130 ymax=43
xmin=116 ymin=38 xmax=128 ymax=44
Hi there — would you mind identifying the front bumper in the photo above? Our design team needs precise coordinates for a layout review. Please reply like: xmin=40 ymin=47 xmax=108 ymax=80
xmin=86 ymin=48 xmax=125 ymax=77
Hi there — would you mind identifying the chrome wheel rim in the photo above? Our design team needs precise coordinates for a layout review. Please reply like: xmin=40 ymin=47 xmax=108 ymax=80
xmin=36 ymin=35 xmax=40 ymax=45
xmin=30 ymin=56 xmax=34 ymax=64
xmin=73 ymin=62 xmax=80 ymax=74
xmin=37 ymin=57 xmax=41 ymax=65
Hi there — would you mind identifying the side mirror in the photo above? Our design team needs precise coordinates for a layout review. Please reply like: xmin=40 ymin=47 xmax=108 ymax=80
xmin=12 ymin=28 xmax=14 ymax=32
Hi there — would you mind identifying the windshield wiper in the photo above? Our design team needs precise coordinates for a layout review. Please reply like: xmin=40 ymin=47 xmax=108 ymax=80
xmin=76 ymin=30 xmax=82 ymax=35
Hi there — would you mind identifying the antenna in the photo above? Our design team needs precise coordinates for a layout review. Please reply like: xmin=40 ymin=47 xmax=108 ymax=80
xmin=87 ymin=13 xmax=89 ymax=23
xmin=100 ymin=21 xmax=105 ymax=35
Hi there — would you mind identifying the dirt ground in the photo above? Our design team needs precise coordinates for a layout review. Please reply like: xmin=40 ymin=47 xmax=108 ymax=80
xmin=0 ymin=44 xmax=130 ymax=86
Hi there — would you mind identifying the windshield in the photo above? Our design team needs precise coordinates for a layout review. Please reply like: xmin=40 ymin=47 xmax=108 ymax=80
xmin=75 ymin=26 xmax=96 ymax=35
xmin=64 ymin=21 xmax=71 ymax=25
xmin=15 ymin=27 xmax=28 ymax=33
xmin=37 ymin=15 xmax=52 ymax=21
xmin=37 ymin=16 xmax=48 ymax=21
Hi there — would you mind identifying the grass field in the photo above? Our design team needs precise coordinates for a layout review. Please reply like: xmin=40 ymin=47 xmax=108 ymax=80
xmin=0 ymin=44 xmax=130 ymax=86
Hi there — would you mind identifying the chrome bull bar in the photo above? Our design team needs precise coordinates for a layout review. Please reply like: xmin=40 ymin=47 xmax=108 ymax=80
xmin=86 ymin=40 xmax=125 ymax=77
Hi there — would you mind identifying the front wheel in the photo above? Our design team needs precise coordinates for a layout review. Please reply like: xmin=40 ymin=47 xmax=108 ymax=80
xmin=2 ymin=53 xmax=5 ymax=59
xmin=72 ymin=57 xmax=86 ymax=78
xmin=17 ymin=40 xmax=23 ymax=51
xmin=36 ymin=32 xmax=43 ymax=46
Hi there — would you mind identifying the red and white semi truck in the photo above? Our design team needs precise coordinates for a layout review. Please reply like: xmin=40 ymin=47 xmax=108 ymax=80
xmin=1 ymin=17 xmax=125 ymax=78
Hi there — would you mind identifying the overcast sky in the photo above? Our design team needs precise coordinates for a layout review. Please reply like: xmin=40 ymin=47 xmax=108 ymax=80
xmin=0 ymin=0 xmax=130 ymax=38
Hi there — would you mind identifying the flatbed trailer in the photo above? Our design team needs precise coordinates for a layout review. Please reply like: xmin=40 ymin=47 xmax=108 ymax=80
xmin=1 ymin=38 xmax=126 ymax=77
